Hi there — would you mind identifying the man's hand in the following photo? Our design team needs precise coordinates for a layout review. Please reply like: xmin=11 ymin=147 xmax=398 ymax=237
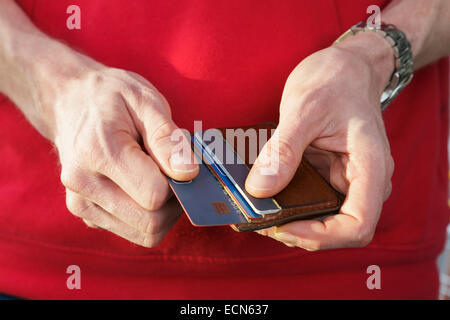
xmin=52 ymin=66 xmax=198 ymax=247
xmin=0 ymin=1 xmax=199 ymax=248
xmin=246 ymin=32 xmax=395 ymax=251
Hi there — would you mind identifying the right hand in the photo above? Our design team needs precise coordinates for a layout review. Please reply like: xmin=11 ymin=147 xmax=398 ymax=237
xmin=48 ymin=66 xmax=198 ymax=247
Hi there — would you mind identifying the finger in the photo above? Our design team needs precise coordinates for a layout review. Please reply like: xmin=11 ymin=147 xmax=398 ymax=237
xmin=259 ymin=214 xmax=363 ymax=251
xmin=82 ymin=219 xmax=98 ymax=229
xmin=264 ymin=168 xmax=382 ymax=250
xmin=259 ymin=132 xmax=388 ymax=250
xmin=66 ymin=190 xmax=180 ymax=248
xmin=328 ymin=155 xmax=350 ymax=194
xmin=94 ymin=132 xmax=172 ymax=211
xmin=259 ymin=173 xmax=382 ymax=250
xmin=124 ymin=90 xmax=199 ymax=181
xmin=74 ymin=172 xmax=178 ymax=234
xmin=245 ymin=98 xmax=323 ymax=197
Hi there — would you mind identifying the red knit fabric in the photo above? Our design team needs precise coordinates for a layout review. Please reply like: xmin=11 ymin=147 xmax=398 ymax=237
xmin=0 ymin=0 xmax=448 ymax=299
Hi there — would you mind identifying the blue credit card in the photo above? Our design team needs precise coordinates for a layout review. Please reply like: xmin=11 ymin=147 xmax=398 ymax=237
xmin=194 ymin=130 xmax=280 ymax=215
xmin=168 ymin=152 xmax=249 ymax=226
xmin=192 ymin=137 xmax=260 ymax=219
xmin=168 ymin=129 xmax=283 ymax=227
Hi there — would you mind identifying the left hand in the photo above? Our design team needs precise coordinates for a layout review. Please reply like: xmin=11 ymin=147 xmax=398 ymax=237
xmin=245 ymin=32 xmax=395 ymax=251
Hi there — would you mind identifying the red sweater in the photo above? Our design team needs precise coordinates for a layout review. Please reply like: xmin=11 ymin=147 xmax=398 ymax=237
xmin=0 ymin=0 xmax=448 ymax=299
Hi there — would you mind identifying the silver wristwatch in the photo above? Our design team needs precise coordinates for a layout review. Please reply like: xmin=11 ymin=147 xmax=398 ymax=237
xmin=334 ymin=22 xmax=414 ymax=111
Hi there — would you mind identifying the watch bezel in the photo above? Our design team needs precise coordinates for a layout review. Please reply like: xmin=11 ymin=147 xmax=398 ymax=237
xmin=334 ymin=22 xmax=414 ymax=111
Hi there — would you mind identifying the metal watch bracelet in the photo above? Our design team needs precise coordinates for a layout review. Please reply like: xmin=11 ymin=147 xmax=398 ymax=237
xmin=334 ymin=22 xmax=414 ymax=111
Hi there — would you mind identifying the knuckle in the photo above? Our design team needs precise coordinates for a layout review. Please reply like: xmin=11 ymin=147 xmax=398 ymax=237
xmin=148 ymin=119 xmax=174 ymax=149
xmin=353 ymin=223 xmax=374 ymax=247
xmin=146 ymin=187 xmax=167 ymax=212
xmin=65 ymin=193 xmax=78 ymax=215
xmin=385 ymin=181 xmax=393 ymax=199
xmin=66 ymin=193 xmax=92 ymax=219
xmin=386 ymin=154 xmax=395 ymax=177
xmin=133 ymin=171 xmax=168 ymax=212
xmin=86 ymin=70 xmax=107 ymax=87
xmin=132 ymin=87 xmax=169 ymax=121
xmin=137 ymin=214 xmax=155 ymax=235
xmin=274 ymin=137 xmax=299 ymax=167
xmin=140 ymin=233 xmax=158 ymax=248
xmin=141 ymin=87 xmax=168 ymax=111
xmin=60 ymin=168 xmax=85 ymax=193
xmin=83 ymin=219 xmax=98 ymax=229
xmin=125 ymin=84 xmax=146 ymax=109
xmin=137 ymin=211 xmax=167 ymax=240
xmin=140 ymin=87 xmax=162 ymax=107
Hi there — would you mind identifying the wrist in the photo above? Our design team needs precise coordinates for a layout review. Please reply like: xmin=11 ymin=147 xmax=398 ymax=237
xmin=20 ymin=35 xmax=104 ymax=140
xmin=0 ymin=1 xmax=104 ymax=141
xmin=333 ymin=31 xmax=394 ymax=96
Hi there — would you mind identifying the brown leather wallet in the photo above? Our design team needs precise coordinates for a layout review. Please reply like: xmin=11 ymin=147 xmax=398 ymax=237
xmin=220 ymin=123 xmax=344 ymax=232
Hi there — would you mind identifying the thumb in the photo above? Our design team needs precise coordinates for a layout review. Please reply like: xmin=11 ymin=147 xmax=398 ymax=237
xmin=145 ymin=115 xmax=199 ymax=181
xmin=135 ymin=97 xmax=198 ymax=181
xmin=245 ymin=107 xmax=317 ymax=198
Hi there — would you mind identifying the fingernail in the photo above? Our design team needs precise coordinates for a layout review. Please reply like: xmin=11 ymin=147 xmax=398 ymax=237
xmin=169 ymin=152 xmax=198 ymax=173
xmin=246 ymin=167 xmax=278 ymax=191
